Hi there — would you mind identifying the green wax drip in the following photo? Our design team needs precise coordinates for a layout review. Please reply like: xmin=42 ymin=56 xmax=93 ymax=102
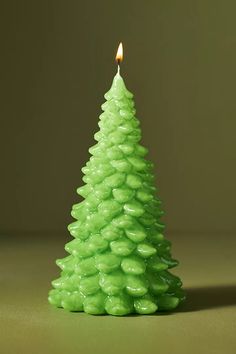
xmin=48 ymin=71 xmax=185 ymax=316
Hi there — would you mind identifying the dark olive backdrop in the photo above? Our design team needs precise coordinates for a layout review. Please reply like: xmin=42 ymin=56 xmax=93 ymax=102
xmin=1 ymin=0 xmax=236 ymax=234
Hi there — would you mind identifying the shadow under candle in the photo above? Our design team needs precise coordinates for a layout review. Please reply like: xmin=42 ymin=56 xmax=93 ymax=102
xmin=180 ymin=284 xmax=236 ymax=312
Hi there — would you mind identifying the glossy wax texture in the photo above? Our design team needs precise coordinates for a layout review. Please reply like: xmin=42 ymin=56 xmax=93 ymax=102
xmin=48 ymin=72 xmax=185 ymax=316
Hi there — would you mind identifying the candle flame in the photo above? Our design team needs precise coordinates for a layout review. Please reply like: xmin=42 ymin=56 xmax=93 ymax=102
xmin=116 ymin=42 xmax=123 ymax=64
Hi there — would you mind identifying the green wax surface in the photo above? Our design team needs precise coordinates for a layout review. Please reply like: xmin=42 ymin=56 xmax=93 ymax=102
xmin=49 ymin=71 xmax=185 ymax=315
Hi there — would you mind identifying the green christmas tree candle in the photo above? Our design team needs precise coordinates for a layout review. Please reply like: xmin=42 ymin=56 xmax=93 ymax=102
xmin=48 ymin=43 xmax=185 ymax=316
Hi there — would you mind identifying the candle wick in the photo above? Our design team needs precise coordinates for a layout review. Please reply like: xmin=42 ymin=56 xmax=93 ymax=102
xmin=117 ymin=64 xmax=120 ymax=74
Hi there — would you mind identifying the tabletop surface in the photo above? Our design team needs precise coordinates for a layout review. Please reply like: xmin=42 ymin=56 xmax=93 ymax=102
xmin=1 ymin=232 xmax=235 ymax=354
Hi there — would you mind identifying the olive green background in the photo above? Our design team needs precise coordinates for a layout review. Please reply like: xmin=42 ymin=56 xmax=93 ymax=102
xmin=1 ymin=0 xmax=236 ymax=234
xmin=0 ymin=1 xmax=236 ymax=354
